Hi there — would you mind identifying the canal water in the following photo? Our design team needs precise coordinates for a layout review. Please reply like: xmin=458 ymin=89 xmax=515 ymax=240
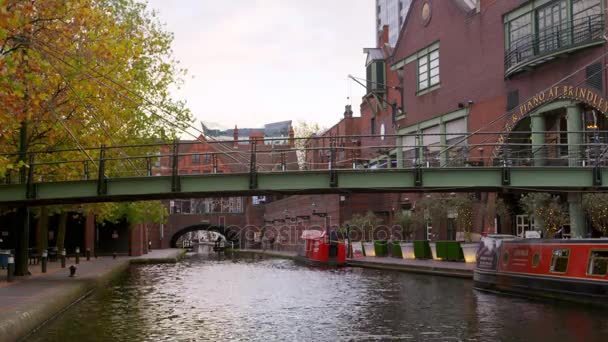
xmin=28 ymin=248 xmax=608 ymax=341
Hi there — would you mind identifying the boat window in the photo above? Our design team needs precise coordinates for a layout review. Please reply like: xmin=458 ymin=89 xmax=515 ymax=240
xmin=587 ymin=250 xmax=608 ymax=276
xmin=550 ymin=249 xmax=570 ymax=273
xmin=502 ymin=251 xmax=509 ymax=266
xmin=532 ymin=252 xmax=540 ymax=268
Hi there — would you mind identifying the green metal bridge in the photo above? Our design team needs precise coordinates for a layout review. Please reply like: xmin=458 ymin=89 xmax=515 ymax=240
xmin=0 ymin=167 xmax=606 ymax=206
xmin=0 ymin=131 xmax=606 ymax=205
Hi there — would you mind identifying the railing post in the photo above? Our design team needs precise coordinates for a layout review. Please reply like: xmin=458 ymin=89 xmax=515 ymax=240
xmin=26 ymin=154 xmax=36 ymax=199
xmin=281 ymin=152 xmax=286 ymax=171
xmin=249 ymin=138 xmax=258 ymax=189
xmin=330 ymin=138 xmax=338 ymax=188
xmin=171 ymin=140 xmax=181 ymax=192
xmin=97 ymin=145 xmax=107 ymax=195
xmin=84 ymin=161 xmax=89 ymax=180
xmin=146 ymin=157 xmax=152 ymax=176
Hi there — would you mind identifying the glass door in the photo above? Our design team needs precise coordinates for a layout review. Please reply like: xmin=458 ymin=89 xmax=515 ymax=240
xmin=536 ymin=0 xmax=567 ymax=53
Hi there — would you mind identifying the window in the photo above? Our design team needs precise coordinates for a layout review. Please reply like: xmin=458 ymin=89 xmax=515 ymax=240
xmin=550 ymin=249 xmax=570 ymax=273
xmin=366 ymin=60 xmax=386 ymax=94
xmin=573 ymin=0 xmax=601 ymax=22
xmin=203 ymin=154 xmax=211 ymax=164
xmin=417 ymin=48 xmax=439 ymax=91
xmin=587 ymin=250 xmax=608 ymax=276
xmin=371 ymin=117 xmax=376 ymax=135
xmin=191 ymin=170 xmax=200 ymax=175
xmin=505 ymin=0 xmax=603 ymax=73
xmin=586 ymin=63 xmax=603 ymax=91
xmin=532 ymin=252 xmax=541 ymax=268
xmin=191 ymin=154 xmax=200 ymax=163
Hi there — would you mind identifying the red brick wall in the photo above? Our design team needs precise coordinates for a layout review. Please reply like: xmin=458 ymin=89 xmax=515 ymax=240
xmin=129 ymin=224 xmax=144 ymax=257
xmin=84 ymin=213 xmax=95 ymax=255
xmin=392 ymin=0 xmax=608 ymax=136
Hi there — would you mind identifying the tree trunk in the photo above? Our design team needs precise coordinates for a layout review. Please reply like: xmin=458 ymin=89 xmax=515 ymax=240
xmin=36 ymin=207 xmax=49 ymax=253
xmin=56 ymin=211 xmax=68 ymax=251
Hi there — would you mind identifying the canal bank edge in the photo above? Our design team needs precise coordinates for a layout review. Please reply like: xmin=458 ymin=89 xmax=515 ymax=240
xmin=0 ymin=249 xmax=186 ymax=342
xmin=231 ymin=249 xmax=473 ymax=279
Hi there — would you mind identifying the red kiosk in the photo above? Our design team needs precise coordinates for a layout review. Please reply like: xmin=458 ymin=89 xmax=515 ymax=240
xmin=295 ymin=230 xmax=346 ymax=267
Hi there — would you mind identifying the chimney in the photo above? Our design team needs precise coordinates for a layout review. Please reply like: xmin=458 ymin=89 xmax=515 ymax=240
xmin=233 ymin=125 xmax=238 ymax=148
xmin=344 ymin=105 xmax=353 ymax=119
xmin=289 ymin=125 xmax=295 ymax=147
xmin=380 ymin=25 xmax=389 ymax=46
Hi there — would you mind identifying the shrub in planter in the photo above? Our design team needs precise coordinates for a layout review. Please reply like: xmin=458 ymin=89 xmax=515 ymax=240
xmin=413 ymin=240 xmax=432 ymax=259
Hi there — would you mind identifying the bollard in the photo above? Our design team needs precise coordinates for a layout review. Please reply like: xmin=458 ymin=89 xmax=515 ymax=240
xmin=41 ymin=249 xmax=48 ymax=273
xmin=75 ymin=247 xmax=80 ymax=264
xmin=69 ymin=265 xmax=76 ymax=277
xmin=113 ymin=252 xmax=117 ymax=260
xmin=86 ymin=248 xmax=91 ymax=261
xmin=61 ymin=248 xmax=66 ymax=268
xmin=7 ymin=255 xmax=14 ymax=282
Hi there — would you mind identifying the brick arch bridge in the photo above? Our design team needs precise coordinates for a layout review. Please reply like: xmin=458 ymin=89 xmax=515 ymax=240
xmin=154 ymin=213 xmax=247 ymax=249
xmin=169 ymin=223 xmax=241 ymax=248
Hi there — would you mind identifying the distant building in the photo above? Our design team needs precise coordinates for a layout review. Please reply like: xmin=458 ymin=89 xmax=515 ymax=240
xmin=202 ymin=120 xmax=292 ymax=145
xmin=376 ymin=0 xmax=411 ymax=46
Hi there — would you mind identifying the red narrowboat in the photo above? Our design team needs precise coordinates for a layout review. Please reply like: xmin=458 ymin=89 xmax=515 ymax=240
xmin=295 ymin=230 xmax=346 ymax=267
xmin=474 ymin=235 xmax=608 ymax=306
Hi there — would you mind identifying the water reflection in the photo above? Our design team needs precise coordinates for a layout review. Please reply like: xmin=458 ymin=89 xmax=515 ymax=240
xmin=28 ymin=251 xmax=608 ymax=341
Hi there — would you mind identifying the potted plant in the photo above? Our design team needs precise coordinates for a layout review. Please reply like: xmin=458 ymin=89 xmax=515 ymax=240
xmin=393 ymin=210 xmax=424 ymax=259
xmin=520 ymin=193 xmax=568 ymax=238
xmin=582 ymin=193 xmax=608 ymax=237
xmin=344 ymin=211 xmax=383 ymax=257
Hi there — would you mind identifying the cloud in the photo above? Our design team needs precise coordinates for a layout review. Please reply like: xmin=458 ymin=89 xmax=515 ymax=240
xmin=147 ymin=0 xmax=374 ymax=128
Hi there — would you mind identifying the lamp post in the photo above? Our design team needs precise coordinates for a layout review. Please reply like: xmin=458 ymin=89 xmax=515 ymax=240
xmin=7 ymin=255 xmax=14 ymax=282
xmin=41 ymin=249 xmax=48 ymax=273
xmin=61 ymin=248 xmax=66 ymax=268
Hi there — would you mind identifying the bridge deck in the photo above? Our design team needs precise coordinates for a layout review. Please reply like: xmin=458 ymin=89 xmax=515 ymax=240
xmin=0 ymin=167 xmax=606 ymax=205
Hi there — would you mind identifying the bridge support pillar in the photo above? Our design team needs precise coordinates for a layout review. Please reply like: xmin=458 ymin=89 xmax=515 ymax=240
xmin=84 ymin=213 xmax=95 ymax=257
xmin=566 ymin=104 xmax=583 ymax=167
xmin=13 ymin=207 xmax=29 ymax=276
xmin=568 ymin=192 xmax=586 ymax=238
xmin=531 ymin=113 xmax=546 ymax=166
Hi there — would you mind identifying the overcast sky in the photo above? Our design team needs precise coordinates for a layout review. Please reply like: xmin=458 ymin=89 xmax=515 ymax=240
xmin=146 ymin=0 xmax=375 ymax=130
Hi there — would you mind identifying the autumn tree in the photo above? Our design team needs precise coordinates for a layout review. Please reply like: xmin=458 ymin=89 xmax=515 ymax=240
xmin=1 ymin=0 xmax=192 ymax=273
xmin=0 ymin=0 xmax=192 ymax=178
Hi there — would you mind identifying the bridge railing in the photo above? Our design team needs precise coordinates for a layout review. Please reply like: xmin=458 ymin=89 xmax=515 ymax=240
xmin=1 ymin=130 xmax=607 ymax=186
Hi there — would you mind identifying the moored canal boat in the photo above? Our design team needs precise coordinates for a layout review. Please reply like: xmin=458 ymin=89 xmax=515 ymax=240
xmin=295 ymin=230 xmax=346 ymax=267
xmin=474 ymin=236 xmax=608 ymax=305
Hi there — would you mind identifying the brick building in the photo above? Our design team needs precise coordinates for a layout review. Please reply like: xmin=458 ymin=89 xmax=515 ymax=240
xmin=148 ymin=122 xmax=299 ymax=249
xmin=388 ymin=0 xmax=606 ymax=238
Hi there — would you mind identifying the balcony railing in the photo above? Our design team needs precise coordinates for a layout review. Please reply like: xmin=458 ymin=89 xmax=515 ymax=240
xmin=505 ymin=14 xmax=604 ymax=76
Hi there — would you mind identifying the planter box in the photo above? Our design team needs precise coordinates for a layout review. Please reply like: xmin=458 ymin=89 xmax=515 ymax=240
xmin=391 ymin=242 xmax=403 ymax=258
xmin=413 ymin=240 xmax=432 ymax=259
xmin=446 ymin=241 xmax=464 ymax=262
xmin=374 ymin=241 xmax=388 ymax=257
xmin=435 ymin=241 xmax=449 ymax=260
xmin=429 ymin=242 xmax=438 ymax=260
xmin=352 ymin=242 xmax=365 ymax=258
xmin=400 ymin=242 xmax=415 ymax=259
xmin=461 ymin=243 xmax=479 ymax=263
xmin=362 ymin=242 xmax=375 ymax=257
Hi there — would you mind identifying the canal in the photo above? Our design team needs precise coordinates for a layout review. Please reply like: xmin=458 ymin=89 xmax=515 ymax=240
xmin=28 ymin=249 xmax=608 ymax=341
